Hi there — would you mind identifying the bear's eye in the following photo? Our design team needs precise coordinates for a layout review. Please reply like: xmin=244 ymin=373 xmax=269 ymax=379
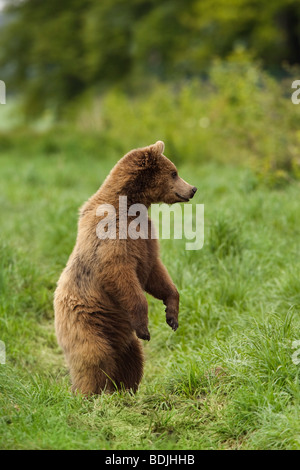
xmin=171 ymin=171 xmax=178 ymax=179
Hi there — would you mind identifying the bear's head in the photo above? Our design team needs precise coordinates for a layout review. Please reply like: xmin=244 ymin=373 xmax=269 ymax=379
xmin=111 ymin=141 xmax=197 ymax=206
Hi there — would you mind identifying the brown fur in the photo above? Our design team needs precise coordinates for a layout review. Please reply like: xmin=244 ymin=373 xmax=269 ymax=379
xmin=54 ymin=141 xmax=196 ymax=394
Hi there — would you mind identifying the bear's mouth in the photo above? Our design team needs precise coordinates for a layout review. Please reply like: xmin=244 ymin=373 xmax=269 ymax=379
xmin=175 ymin=192 xmax=190 ymax=202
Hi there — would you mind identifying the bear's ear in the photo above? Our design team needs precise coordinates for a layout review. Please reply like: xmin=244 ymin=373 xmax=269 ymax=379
xmin=137 ymin=141 xmax=165 ymax=169
xmin=151 ymin=140 xmax=165 ymax=156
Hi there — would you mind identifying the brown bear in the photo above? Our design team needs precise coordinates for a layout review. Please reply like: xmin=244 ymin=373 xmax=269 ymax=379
xmin=54 ymin=141 xmax=197 ymax=394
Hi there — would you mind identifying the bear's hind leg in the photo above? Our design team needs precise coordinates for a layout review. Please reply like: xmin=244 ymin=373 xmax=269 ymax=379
xmin=70 ymin=362 xmax=118 ymax=395
xmin=69 ymin=356 xmax=119 ymax=395
xmin=114 ymin=338 xmax=144 ymax=393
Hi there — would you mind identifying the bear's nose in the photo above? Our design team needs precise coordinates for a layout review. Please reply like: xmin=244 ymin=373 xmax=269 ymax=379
xmin=190 ymin=187 xmax=197 ymax=198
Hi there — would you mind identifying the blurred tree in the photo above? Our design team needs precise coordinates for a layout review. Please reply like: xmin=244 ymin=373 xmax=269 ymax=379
xmin=0 ymin=0 xmax=299 ymax=115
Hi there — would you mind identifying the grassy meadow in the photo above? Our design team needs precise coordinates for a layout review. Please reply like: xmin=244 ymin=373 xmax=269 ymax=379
xmin=0 ymin=118 xmax=299 ymax=449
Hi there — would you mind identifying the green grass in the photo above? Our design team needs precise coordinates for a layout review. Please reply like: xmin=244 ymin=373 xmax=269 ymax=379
xmin=0 ymin=139 xmax=300 ymax=450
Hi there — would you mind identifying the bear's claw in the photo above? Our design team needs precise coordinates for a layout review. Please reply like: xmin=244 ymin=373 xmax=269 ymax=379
xmin=135 ymin=327 xmax=151 ymax=341
xmin=166 ymin=317 xmax=178 ymax=331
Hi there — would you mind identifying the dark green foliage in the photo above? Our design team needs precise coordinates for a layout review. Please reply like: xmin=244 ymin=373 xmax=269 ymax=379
xmin=1 ymin=0 xmax=300 ymax=113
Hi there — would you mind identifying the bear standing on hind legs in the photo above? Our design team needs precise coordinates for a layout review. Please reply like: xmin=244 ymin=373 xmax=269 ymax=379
xmin=54 ymin=141 xmax=197 ymax=395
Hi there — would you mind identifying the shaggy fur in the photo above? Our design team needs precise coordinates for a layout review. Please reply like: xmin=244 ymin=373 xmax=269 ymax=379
xmin=54 ymin=141 xmax=197 ymax=394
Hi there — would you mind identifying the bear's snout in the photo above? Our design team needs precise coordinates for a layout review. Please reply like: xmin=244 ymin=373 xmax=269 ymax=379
xmin=190 ymin=187 xmax=197 ymax=198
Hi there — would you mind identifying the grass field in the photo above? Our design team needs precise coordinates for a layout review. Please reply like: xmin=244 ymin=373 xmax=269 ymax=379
xmin=0 ymin=134 xmax=300 ymax=450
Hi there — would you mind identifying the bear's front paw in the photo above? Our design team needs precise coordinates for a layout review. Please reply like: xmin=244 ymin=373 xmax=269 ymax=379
xmin=135 ymin=325 xmax=151 ymax=341
xmin=166 ymin=315 xmax=178 ymax=331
